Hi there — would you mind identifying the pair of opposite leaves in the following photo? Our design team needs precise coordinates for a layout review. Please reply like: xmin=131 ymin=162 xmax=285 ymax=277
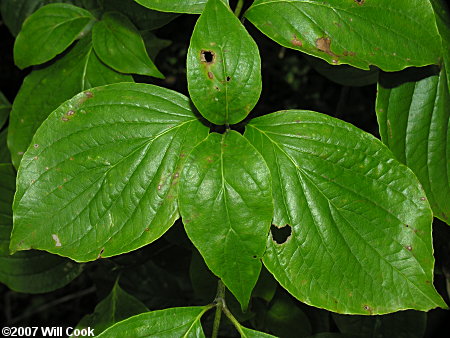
xmin=10 ymin=0 xmax=446 ymax=315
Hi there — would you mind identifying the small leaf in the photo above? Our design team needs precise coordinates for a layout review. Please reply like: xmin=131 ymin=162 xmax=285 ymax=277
xmin=179 ymin=131 xmax=273 ymax=309
xmin=333 ymin=310 xmax=427 ymax=338
xmin=97 ymin=306 xmax=209 ymax=337
xmin=245 ymin=0 xmax=442 ymax=71
xmin=0 ymin=92 xmax=11 ymax=130
xmin=245 ymin=110 xmax=446 ymax=314
xmin=376 ymin=69 xmax=450 ymax=224
xmin=0 ymin=164 xmax=83 ymax=293
xmin=8 ymin=36 xmax=132 ymax=168
xmin=10 ymin=83 xmax=209 ymax=262
xmin=187 ymin=0 xmax=262 ymax=125
xmin=75 ymin=281 xmax=148 ymax=335
xmin=134 ymin=0 xmax=228 ymax=14
xmin=93 ymin=12 xmax=164 ymax=78
xmin=13 ymin=3 xmax=94 ymax=69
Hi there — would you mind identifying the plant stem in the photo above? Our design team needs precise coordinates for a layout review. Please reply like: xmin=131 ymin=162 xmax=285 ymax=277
xmin=234 ymin=0 xmax=244 ymax=17
xmin=212 ymin=280 xmax=226 ymax=338
xmin=222 ymin=302 xmax=246 ymax=336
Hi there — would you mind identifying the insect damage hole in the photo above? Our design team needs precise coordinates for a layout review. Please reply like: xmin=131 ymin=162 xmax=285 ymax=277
xmin=200 ymin=50 xmax=215 ymax=64
xmin=271 ymin=224 xmax=292 ymax=244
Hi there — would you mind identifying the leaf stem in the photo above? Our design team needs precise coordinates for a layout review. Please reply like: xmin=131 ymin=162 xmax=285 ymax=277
xmin=222 ymin=301 xmax=246 ymax=336
xmin=234 ymin=0 xmax=244 ymax=17
xmin=212 ymin=280 xmax=226 ymax=338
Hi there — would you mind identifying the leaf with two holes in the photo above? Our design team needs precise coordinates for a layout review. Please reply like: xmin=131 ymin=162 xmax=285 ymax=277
xmin=245 ymin=110 xmax=446 ymax=314
xmin=8 ymin=36 xmax=132 ymax=169
xmin=245 ymin=0 xmax=442 ymax=71
xmin=75 ymin=281 xmax=148 ymax=335
xmin=376 ymin=69 xmax=450 ymax=224
xmin=92 ymin=12 xmax=164 ymax=78
xmin=97 ymin=306 xmax=210 ymax=337
xmin=13 ymin=3 xmax=94 ymax=69
xmin=179 ymin=131 xmax=273 ymax=309
xmin=0 ymin=164 xmax=83 ymax=293
xmin=10 ymin=83 xmax=208 ymax=262
xmin=134 ymin=0 xmax=228 ymax=14
xmin=187 ymin=0 xmax=261 ymax=125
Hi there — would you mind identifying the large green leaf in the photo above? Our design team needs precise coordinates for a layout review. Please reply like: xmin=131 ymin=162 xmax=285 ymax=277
xmin=187 ymin=0 xmax=261 ymax=125
xmin=245 ymin=0 xmax=442 ymax=71
xmin=179 ymin=131 xmax=273 ymax=309
xmin=0 ymin=91 xmax=11 ymax=130
xmin=241 ymin=327 xmax=278 ymax=338
xmin=8 ymin=36 xmax=132 ymax=169
xmin=92 ymin=12 xmax=164 ymax=78
xmin=0 ymin=0 xmax=98 ymax=36
xmin=97 ymin=306 xmax=209 ymax=337
xmin=75 ymin=281 xmax=148 ymax=335
xmin=376 ymin=70 xmax=450 ymax=224
xmin=245 ymin=111 xmax=446 ymax=314
xmin=10 ymin=83 xmax=209 ymax=262
xmin=13 ymin=3 xmax=94 ymax=69
xmin=332 ymin=310 xmax=427 ymax=338
xmin=0 ymin=164 xmax=83 ymax=293
xmin=134 ymin=0 xmax=228 ymax=14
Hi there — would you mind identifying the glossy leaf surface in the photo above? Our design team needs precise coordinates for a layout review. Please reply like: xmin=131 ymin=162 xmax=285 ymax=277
xmin=92 ymin=12 xmax=163 ymax=78
xmin=8 ymin=37 xmax=131 ymax=169
xmin=75 ymin=281 xmax=148 ymax=335
xmin=179 ymin=131 xmax=273 ymax=309
xmin=245 ymin=0 xmax=442 ymax=71
xmin=245 ymin=111 xmax=446 ymax=314
xmin=10 ymin=83 xmax=209 ymax=262
xmin=187 ymin=0 xmax=261 ymax=125
xmin=376 ymin=70 xmax=450 ymax=224
xmin=13 ymin=3 xmax=94 ymax=69
xmin=241 ymin=327 xmax=277 ymax=338
xmin=97 ymin=306 xmax=209 ymax=337
xmin=0 ymin=164 xmax=82 ymax=293
xmin=134 ymin=0 xmax=227 ymax=14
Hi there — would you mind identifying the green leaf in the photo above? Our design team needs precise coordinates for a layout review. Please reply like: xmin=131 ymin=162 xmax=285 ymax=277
xmin=245 ymin=0 xmax=442 ymax=71
xmin=187 ymin=0 xmax=262 ymax=125
xmin=245 ymin=110 xmax=446 ymax=314
xmin=101 ymin=0 xmax=178 ymax=31
xmin=241 ymin=327 xmax=278 ymax=338
xmin=134 ymin=0 xmax=228 ymax=14
xmin=10 ymin=83 xmax=209 ymax=262
xmin=179 ymin=130 xmax=273 ymax=309
xmin=92 ymin=12 xmax=164 ymax=78
xmin=75 ymin=281 xmax=148 ymax=335
xmin=376 ymin=70 xmax=450 ymax=224
xmin=0 ymin=0 xmax=98 ymax=36
xmin=97 ymin=306 xmax=209 ymax=337
xmin=333 ymin=310 xmax=427 ymax=338
xmin=430 ymin=0 xmax=450 ymax=88
xmin=8 ymin=36 xmax=132 ymax=169
xmin=0 ymin=91 xmax=11 ymax=130
xmin=13 ymin=3 xmax=94 ymax=69
xmin=0 ymin=164 xmax=83 ymax=293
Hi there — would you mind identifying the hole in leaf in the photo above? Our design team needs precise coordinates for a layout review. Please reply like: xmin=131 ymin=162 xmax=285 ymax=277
xmin=200 ymin=50 xmax=215 ymax=64
xmin=226 ymin=76 xmax=231 ymax=82
xmin=271 ymin=224 xmax=292 ymax=244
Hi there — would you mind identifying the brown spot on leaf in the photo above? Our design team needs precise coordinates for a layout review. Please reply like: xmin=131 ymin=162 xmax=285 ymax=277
xmin=33 ymin=156 xmax=38 ymax=160
xmin=61 ymin=117 xmax=69 ymax=122
xmin=67 ymin=110 xmax=75 ymax=116
xmin=200 ymin=50 xmax=215 ymax=64
xmin=420 ymin=197 xmax=427 ymax=201
xmin=387 ymin=120 xmax=393 ymax=139
xmin=158 ymin=184 xmax=162 ymax=190
xmin=85 ymin=91 xmax=93 ymax=98
xmin=34 ymin=144 xmax=39 ymax=148
xmin=208 ymin=71 xmax=214 ymax=79
xmin=145 ymin=227 xmax=149 ymax=231
xmin=97 ymin=248 xmax=105 ymax=259
xmin=405 ymin=245 xmax=413 ymax=251
xmin=355 ymin=0 xmax=364 ymax=5
xmin=316 ymin=37 xmax=339 ymax=61
xmin=291 ymin=35 xmax=303 ymax=47
xmin=363 ymin=305 xmax=372 ymax=314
